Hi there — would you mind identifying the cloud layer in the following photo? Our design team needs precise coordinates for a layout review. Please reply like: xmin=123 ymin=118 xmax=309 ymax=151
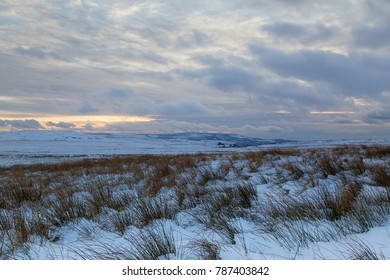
xmin=0 ymin=0 xmax=389 ymax=139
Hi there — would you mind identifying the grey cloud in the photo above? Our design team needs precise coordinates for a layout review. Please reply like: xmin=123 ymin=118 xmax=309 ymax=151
xmin=103 ymin=119 xmax=291 ymax=137
xmin=115 ymin=46 xmax=169 ymax=65
xmin=191 ymin=52 xmax=340 ymax=111
xmin=106 ymin=87 xmax=134 ymax=99
xmin=46 ymin=121 xmax=75 ymax=129
xmin=353 ymin=22 xmax=390 ymax=49
xmin=263 ymin=22 xmax=336 ymax=44
xmin=14 ymin=47 xmax=65 ymax=61
xmin=138 ymin=52 xmax=169 ymax=65
xmin=2 ymin=0 xmax=389 ymax=140
xmin=333 ymin=119 xmax=356 ymax=124
xmin=263 ymin=22 xmax=305 ymax=38
xmin=257 ymin=79 xmax=340 ymax=111
xmin=157 ymin=101 xmax=206 ymax=116
xmin=176 ymin=30 xmax=211 ymax=49
xmin=237 ymin=124 xmax=289 ymax=134
xmin=206 ymin=66 xmax=262 ymax=93
xmin=103 ymin=119 xmax=216 ymax=134
xmin=194 ymin=54 xmax=225 ymax=66
xmin=363 ymin=0 xmax=390 ymax=22
xmin=0 ymin=119 xmax=43 ymax=129
xmin=79 ymin=103 xmax=99 ymax=114
xmin=365 ymin=109 xmax=390 ymax=123
xmin=54 ymin=0 xmax=110 ymax=35
xmin=138 ymin=26 xmax=174 ymax=48
xmin=253 ymin=47 xmax=390 ymax=96
xmin=232 ymin=0 xmax=308 ymax=9
xmin=277 ymin=0 xmax=307 ymax=4
xmin=350 ymin=1 xmax=390 ymax=49
xmin=137 ymin=70 xmax=174 ymax=81
xmin=181 ymin=54 xmax=340 ymax=113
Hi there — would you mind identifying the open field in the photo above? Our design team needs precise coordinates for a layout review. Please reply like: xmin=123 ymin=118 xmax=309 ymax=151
xmin=1 ymin=144 xmax=390 ymax=259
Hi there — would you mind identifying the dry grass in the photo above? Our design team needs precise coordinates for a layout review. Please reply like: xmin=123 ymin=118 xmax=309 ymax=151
xmin=188 ymin=239 xmax=221 ymax=260
xmin=0 ymin=145 xmax=389 ymax=259
xmin=369 ymin=165 xmax=390 ymax=188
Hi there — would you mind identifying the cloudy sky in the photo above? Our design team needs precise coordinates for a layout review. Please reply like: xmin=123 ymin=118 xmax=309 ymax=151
xmin=0 ymin=0 xmax=389 ymax=140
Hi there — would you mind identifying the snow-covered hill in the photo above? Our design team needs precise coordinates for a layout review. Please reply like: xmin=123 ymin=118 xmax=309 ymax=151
xmin=1 ymin=130 xmax=388 ymax=166
xmin=0 ymin=131 xmax=290 ymax=166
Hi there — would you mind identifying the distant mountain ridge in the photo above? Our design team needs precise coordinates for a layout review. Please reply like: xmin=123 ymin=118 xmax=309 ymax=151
xmin=143 ymin=132 xmax=296 ymax=147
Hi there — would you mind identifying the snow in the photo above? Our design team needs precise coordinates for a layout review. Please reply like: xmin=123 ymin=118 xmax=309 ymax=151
xmin=0 ymin=130 xmax=389 ymax=260
xmin=0 ymin=131 xmax=264 ymax=166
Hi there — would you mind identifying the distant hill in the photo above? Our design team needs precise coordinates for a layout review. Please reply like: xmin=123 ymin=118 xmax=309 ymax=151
xmin=143 ymin=132 xmax=296 ymax=147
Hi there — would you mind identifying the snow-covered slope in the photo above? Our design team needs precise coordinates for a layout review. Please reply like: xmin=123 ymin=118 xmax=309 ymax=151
xmin=1 ymin=130 xmax=388 ymax=166
xmin=0 ymin=130 xmax=291 ymax=166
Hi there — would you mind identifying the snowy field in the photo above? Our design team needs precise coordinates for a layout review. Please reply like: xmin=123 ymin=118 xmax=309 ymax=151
xmin=0 ymin=130 xmax=290 ymax=166
xmin=1 ymin=130 xmax=388 ymax=166
xmin=0 ymin=131 xmax=389 ymax=260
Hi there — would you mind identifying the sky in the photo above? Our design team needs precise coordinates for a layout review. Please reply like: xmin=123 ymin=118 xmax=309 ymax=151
xmin=0 ymin=0 xmax=389 ymax=140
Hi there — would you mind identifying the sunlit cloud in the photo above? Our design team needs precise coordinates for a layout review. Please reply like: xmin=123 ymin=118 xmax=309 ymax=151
xmin=0 ymin=114 xmax=154 ymax=131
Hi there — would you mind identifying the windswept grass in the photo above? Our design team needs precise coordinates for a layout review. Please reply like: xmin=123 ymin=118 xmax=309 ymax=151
xmin=0 ymin=145 xmax=389 ymax=259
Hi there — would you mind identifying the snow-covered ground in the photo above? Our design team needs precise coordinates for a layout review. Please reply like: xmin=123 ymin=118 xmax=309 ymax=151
xmin=1 ymin=130 xmax=388 ymax=166
xmin=0 ymin=130 xmax=282 ymax=166
xmin=0 ymin=130 xmax=389 ymax=260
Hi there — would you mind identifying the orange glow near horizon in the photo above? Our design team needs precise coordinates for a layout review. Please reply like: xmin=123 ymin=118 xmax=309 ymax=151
xmin=0 ymin=112 xmax=155 ymax=130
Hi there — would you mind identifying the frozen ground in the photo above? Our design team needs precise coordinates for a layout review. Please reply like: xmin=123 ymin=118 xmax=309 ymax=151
xmin=1 ymin=130 xmax=388 ymax=166
xmin=0 ymin=130 xmax=389 ymax=260
xmin=0 ymin=130 xmax=288 ymax=166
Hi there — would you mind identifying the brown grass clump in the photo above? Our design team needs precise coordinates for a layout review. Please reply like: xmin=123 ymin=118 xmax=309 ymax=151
xmin=364 ymin=145 xmax=390 ymax=158
xmin=369 ymin=165 xmax=390 ymax=188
